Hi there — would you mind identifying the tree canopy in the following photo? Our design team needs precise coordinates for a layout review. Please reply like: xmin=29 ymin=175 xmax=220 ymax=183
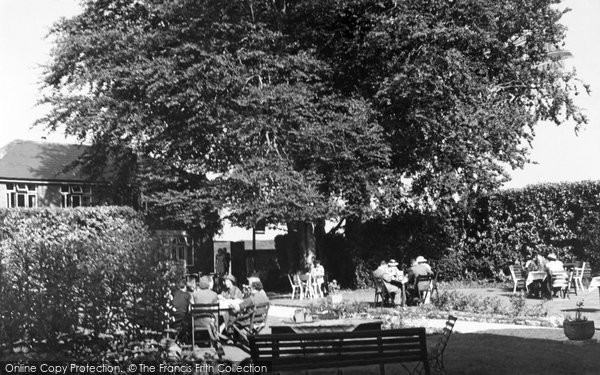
xmin=40 ymin=0 xmax=587 ymax=231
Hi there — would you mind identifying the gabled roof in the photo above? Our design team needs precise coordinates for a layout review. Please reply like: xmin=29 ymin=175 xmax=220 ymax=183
xmin=0 ymin=140 xmax=90 ymax=182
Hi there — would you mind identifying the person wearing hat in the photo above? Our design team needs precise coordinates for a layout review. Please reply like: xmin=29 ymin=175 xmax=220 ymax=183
xmin=387 ymin=259 xmax=405 ymax=283
xmin=406 ymin=256 xmax=434 ymax=303
xmin=544 ymin=253 xmax=564 ymax=274
xmin=220 ymin=274 xmax=244 ymax=300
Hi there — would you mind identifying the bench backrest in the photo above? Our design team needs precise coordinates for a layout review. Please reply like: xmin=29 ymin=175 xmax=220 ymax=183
xmin=250 ymin=328 xmax=429 ymax=373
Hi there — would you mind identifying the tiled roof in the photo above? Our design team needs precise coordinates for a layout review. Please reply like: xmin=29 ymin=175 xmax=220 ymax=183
xmin=0 ymin=140 xmax=90 ymax=182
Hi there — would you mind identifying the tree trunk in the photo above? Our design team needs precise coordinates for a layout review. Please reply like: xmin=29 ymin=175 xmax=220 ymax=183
xmin=287 ymin=221 xmax=316 ymax=272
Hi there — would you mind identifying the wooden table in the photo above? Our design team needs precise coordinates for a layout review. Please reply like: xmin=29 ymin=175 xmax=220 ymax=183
xmin=270 ymin=318 xmax=383 ymax=334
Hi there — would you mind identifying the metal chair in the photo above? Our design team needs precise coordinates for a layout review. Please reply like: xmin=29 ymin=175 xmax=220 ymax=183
xmin=415 ymin=274 xmax=433 ymax=305
xmin=412 ymin=315 xmax=458 ymax=375
xmin=190 ymin=303 xmax=223 ymax=356
xmin=230 ymin=302 xmax=270 ymax=352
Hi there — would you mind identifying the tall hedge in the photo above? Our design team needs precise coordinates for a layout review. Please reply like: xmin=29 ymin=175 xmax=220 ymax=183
xmin=454 ymin=181 xmax=600 ymax=278
xmin=330 ymin=181 xmax=600 ymax=286
xmin=0 ymin=207 xmax=182 ymax=346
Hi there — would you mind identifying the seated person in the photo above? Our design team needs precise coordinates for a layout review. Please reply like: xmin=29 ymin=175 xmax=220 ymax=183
xmin=192 ymin=275 xmax=219 ymax=305
xmin=185 ymin=275 xmax=197 ymax=293
xmin=311 ymin=259 xmax=326 ymax=297
xmin=545 ymin=253 xmax=564 ymax=274
xmin=387 ymin=259 xmax=406 ymax=286
xmin=373 ymin=260 xmax=402 ymax=305
xmin=544 ymin=253 xmax=565 ymax=298
xmin=406 ymin=256 xmax=434 ymax=303
xmin=220 ymin=275 xmax=244 ymax=300
xmin=238 ymin=281 xmax=269 ymax=311
xmin=171 ymin=278 xmax=192 ymax=332
xmin=525 ymin=252 xmax=543 ymax=272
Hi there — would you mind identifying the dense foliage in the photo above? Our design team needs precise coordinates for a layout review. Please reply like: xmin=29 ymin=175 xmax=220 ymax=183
xmin=0 ymin=207 xmax=182 ymax=347
xmin=40 ymin=0 xmax=586 ymax=261
xmin=321 ymin=181 xmax=600 ymax=286
xmin=455 ymin=181 xmax=600 ymax=277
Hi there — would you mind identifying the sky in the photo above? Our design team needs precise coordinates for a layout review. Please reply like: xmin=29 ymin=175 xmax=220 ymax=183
xmin=1 ymin=0 xmax=599 ymax=189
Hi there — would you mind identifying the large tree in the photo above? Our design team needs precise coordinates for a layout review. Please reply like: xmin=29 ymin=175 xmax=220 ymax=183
xmin=40 ymin=0 xmax=586 ymax=269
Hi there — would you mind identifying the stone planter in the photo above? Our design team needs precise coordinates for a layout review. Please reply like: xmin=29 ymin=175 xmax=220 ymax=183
xmin=563 ymin=320 xmax=595 ymax=341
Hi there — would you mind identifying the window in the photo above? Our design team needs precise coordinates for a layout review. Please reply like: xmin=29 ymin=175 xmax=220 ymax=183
xmin=6 ymin=183 xmax=37 ymax=208
xmin=60 ymin=184 xmax=92 ymax=208
xmin=156 ymin=231 xmax=194 ymax=269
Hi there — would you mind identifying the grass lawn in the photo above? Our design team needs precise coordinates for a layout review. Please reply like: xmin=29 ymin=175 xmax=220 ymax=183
xmin=440 ymin=330 xmax=600 ymax=375
xmin=290 ymin=329 xmax=600 ymax=375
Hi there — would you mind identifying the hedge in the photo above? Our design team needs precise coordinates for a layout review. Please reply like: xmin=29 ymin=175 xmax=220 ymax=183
xmin=321 ymin=181 xmax=600 ymax=287
xmin=452 ymin=181 xmax=600 ymax=278
xmin=0 ymin=207 xmax=183 ymax=347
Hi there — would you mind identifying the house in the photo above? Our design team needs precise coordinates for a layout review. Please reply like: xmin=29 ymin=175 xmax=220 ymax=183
xmin=0 ymin=139 xmax=199 ymax=270
xmin=0 ymin=139 xmax=281 ymax=279
xmin=0 ymin=140 xmax=96 ymax=208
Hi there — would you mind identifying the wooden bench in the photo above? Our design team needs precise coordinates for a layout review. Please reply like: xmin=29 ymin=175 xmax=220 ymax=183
xmin=249 ymin=328 xmax=430 ymax=374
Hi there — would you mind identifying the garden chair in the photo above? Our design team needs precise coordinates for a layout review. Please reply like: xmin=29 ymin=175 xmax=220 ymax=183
xmin=373 ymin=274 xmax=393 ymax=307
xmin=415 ymin=274 xmax=434 ymax=305
xmin=571 ymin=262 xmax=586 ymax=293
xmin=298 ymin=273 xmax=314 ymax=299
xmin=412 ymin=315 xmax=458 ymax=375
xmin=430 ymin=271 xmax=441 ymax=300
xmin=190 ymin=303 xmax=223 ymax=356
xmin=550 ymin=271 xmax=571 ymax=299
xmin=287 ymin=274 xmax=303 ymax=299
xmin=230 ymin=302 xmax=270 ymax=352
xmin=509 ymin=265 xmax=527 ymax=293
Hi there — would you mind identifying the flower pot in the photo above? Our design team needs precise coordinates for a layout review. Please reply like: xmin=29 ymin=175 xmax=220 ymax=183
xmin=563 ymin=320 xmax=595 ymax=341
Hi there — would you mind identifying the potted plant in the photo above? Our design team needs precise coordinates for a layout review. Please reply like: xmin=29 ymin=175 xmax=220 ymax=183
xmin=563 ymin=301 xmax=595 ymax=341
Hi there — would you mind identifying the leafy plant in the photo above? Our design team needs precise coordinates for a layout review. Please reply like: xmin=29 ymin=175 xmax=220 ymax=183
xmin=564 ymin=300 xmax=588 ymax=322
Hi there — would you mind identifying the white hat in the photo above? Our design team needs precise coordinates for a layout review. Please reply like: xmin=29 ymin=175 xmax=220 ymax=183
xmin=416 ymin=256 xmax=427 ymax=263
xmin=547 ymin=253 xmax=557 ymax=260
xmin=388 ymin=259 xmax=399 ymax=267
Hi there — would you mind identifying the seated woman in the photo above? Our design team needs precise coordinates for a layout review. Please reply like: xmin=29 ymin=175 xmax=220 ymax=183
xmin=220 ymin=275 xmax=244 ymax=300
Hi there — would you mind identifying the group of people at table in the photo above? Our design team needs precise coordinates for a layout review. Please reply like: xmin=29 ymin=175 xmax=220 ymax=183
xmin=373 ymin=256 xmax=434 ymax=305
xmin=520 ymin=251 xmax=570 ymax=298
xmin=169 ymin=274 xmax=269 ymax=340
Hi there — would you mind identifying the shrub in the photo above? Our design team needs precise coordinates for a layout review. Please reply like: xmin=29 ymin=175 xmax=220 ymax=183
xmin=0 ymin=207 xmax=183 ymax=347
xmin=432 ymin=290 xmax=546 ymax=317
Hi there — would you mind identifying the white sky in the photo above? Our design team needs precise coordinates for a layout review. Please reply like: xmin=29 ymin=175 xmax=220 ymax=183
xmin=1 ymin=0 xmax=599 ymax=188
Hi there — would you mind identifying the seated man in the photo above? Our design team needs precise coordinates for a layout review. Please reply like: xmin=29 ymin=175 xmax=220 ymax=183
xmin=387 ymin=259 xmax=406 ymax=286
xmin=170 ymin=278 xmax=192 ymax=335
xmin=406 ymin=256 xmax=434 ymax=304
xmin=373 ymin=260 xmax=402 ymax=305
